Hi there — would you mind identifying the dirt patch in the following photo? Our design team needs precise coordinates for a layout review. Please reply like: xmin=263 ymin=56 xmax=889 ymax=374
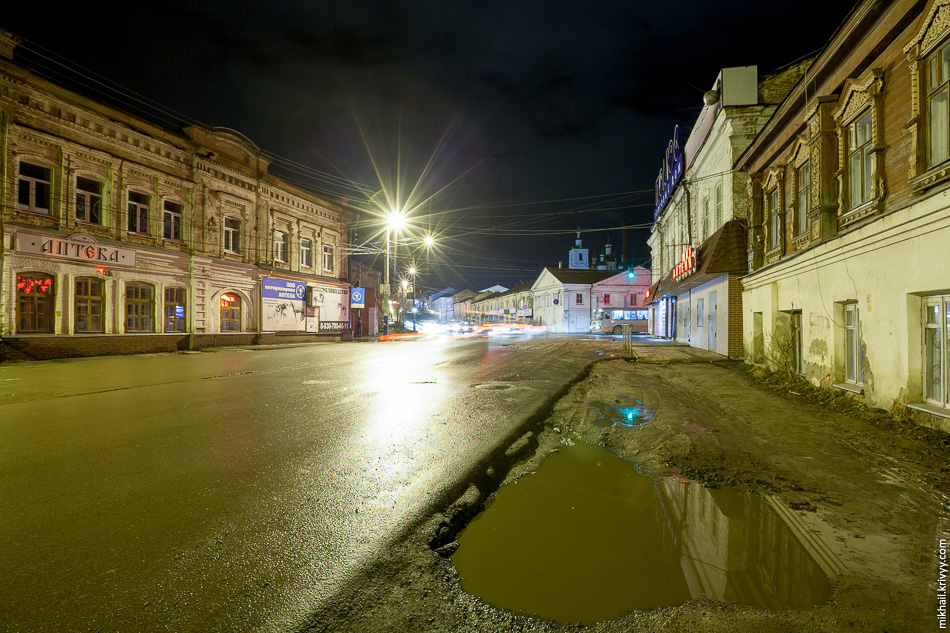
xmin=305 ymin=354 xmax=950 ymax=632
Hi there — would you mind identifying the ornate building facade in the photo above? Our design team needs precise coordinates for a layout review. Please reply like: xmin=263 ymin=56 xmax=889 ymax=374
xmin=737 ymin=0 xmax=950 ymax=427
xmin=0 ymin=30 xmax=355 ymax=360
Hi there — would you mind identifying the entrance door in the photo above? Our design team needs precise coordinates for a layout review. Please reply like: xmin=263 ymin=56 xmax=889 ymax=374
xmin=707 ymin=291 xmax=717 ymax=351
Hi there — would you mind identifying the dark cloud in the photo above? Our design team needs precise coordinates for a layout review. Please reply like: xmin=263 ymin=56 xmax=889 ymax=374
xmin=2 ymin=0 xmax=859 ymax=290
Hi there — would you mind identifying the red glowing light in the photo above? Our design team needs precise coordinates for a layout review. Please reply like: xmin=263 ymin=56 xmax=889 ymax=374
xmin=96 ymin=266 xmax=108 ymax=275
xmin=220 ymin=293 xmax=238 ymax=306
xmin=17 ymin=276 xmax=53 ymax=294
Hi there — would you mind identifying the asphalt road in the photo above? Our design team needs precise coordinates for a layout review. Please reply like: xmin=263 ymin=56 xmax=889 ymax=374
xmin=0 ymin=335 xmax=601 ymax=632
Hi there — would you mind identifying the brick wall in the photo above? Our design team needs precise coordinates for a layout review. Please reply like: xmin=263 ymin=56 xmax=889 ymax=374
xmin=727 ymin=275 xmax=744 ymax=358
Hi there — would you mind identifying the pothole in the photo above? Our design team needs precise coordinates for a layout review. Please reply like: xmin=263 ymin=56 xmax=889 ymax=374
xmin=450 ymin=441 xmax=834 ymax=625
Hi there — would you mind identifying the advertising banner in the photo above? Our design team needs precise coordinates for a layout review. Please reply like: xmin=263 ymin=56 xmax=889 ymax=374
xmin=262 ymin=277 xmax=307 ymax=331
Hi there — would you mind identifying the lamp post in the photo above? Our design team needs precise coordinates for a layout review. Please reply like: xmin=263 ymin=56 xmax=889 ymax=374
xmin=383 ymin=210 xmax=407 ymax=332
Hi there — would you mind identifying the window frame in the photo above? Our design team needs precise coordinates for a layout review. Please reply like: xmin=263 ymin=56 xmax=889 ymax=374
xmin=18 ymin=161 xmax=53 ymax=215
xmin=75 ymin=176 xmax=103 ymax=225
xmin=795 ymin=162 xmax=811 ymax=237
xmin=164 ymin=287 xmax=187 ymax=333
xmin=127 ymin=191 xmax=150 ymax=235
xmin=928 ymin=41 xmax=950 ymax=168
xmin=300 ymin=238 xmax=313 ymax=268
xmin=323 ymin=243 xmax=334 ymax=273
xmin=16 ymin=272 xmax=55 ymax=333
xmin=163 ymin=200 xmax=182 ymax=242
xmin=714 ymin=182 xmax=723 ymax=229
xmin=844 ymin=302 xmax=863 ymax=385
xmin=274 ymin=231 xmax=287 ymax=263
xmin=768 ymin=187 xmax=781 ymax=249
xmin=848 ymin=110 xmax=874 ymax=210
xmin=75 ymin=277 xmax=105 ymax=333
xmin=220 ymin=293 xmax=242 ymax=332
xmin=223 ymin=218 xmax=241 ymax=254
xmin=924 ymin=296 xmax=950 ymax=408
xmin=125 ymin=282 xmax=155 ymax=333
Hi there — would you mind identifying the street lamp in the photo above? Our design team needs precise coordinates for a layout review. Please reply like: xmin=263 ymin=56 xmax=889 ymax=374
xmin=384 ymin=210 xmax=407 ymax=331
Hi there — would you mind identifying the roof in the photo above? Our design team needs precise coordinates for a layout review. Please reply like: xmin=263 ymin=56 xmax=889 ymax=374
xmin=542 ymin=268 xmax=616 ymax=285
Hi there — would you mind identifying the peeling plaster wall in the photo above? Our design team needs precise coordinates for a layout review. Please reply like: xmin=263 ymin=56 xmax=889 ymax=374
xmin=742 ymin=189 xmax=950 ymax=410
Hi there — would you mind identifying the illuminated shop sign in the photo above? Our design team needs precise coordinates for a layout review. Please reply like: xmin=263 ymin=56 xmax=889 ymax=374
xmin=654 ymin=125 xmax=685 ymax=222
xmin=671 ymin=247 xmax=698 ymax=280
xmin=15 ymin=231 xmax=136 ymax=266
xmin=17 ymin=275 xmax=53 ymax=294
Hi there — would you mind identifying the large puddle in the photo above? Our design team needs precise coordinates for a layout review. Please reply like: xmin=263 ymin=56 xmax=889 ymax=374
xmin=451 ymin=440 xmax=834 ymax=625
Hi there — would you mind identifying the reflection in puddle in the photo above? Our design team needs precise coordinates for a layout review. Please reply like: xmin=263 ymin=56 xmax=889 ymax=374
xmin=589 ymin=399 xmax=655 ymax=428
xmin=452 ymin=442 xmax=834 ymax=625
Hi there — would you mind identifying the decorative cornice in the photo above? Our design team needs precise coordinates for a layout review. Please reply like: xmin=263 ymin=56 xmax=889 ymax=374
xmin=833 ymin=69 xmax=884 ymax=124
xmin=905 ymin=0 xmax=950 ymax=58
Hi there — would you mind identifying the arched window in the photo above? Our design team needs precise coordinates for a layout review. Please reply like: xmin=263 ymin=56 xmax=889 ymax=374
xmin=125 ymin=282 xmax=155 ymax=332
xmin=75 ymin=277 xmax=104 ymax=333
xmin=221 ymin=293 xmax=241 ymax=331
xmin=164 ymin=287 xmax=186 ymax=332
xmin=17 ymin=272 xmax=55 ymax=333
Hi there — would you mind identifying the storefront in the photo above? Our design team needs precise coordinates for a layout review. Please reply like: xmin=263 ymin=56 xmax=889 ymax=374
xmin=647 ymin=220 xmax=746 ymax=357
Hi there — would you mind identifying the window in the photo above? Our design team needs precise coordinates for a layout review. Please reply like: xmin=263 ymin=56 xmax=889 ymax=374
xmin=165 ymin=287 xmax=186 ymax=332
xmin=274 ymin=231 xmax=287 ymax=263
xmin=125 ymin=283 xmax=154 ymax=332
xmin=221 ymin=293 xmax=241 ymax=331
xmin=576 ymin=293 xmax=583 ymax=305
xmin=603 ymin=294 xmax=611 ymax=305
xmin=768 ymin=188 xmax=781 ymax=249
xmin=163 ymin=201 xmax=182 ymax=241
xmin=18 ymin=162 xmax=52 ymax=214
xmin=924 ymin=297 xmax=950 ymax=408
xmin=703 ymin=197 xmax=710 ymax=240
xmin=75 ymin=277 xmax=104 ymax=333
xmin=796 ymin=162 xmax=810 ymax=236
xmin=715 ymin=182 xmax=723 ymax=229
xmin=849 ymin=110 xmax=874 ymax=209
xmin=17 ymin=273 xmax=54 ymax=333
xmin=301 ymin=238 xmax=313 ymax=268
xmin=844 ymin=303 xmax=863 ymax=384
xmin=323 ymin=243 xmax=334 ymax=272
xmin=224 ymin=218 xmax=240 ymax=254
xmin=128 ymin=192 xmax=150 ymax=234
xmin=929 ymin=41 xmax=950 ymax=167
xmin=75 ymin=177 xmax=102 ymax=225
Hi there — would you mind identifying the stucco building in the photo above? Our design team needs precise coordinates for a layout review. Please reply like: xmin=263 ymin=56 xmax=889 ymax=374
xmin=736 ymin=0 xmax=950 ymax=427
xmin=1 ymin=30 xmax=354 ymax=360
xmin=647 ymin=64 xmax=814 ymax=357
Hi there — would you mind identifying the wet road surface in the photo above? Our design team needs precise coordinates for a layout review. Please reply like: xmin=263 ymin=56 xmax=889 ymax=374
xmin=0 ymin=336 xmax=600 ymax=632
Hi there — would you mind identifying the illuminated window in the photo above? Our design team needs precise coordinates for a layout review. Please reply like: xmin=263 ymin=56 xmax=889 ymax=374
xmin=849 ymin=111 xmax=873 ymax=209
xmin=125 ymin=282 xmax=154 ymax=332
xmin=301 ymin=238 xmax=313 ymax=268
xmin=576 ymin=293 xmax=583 ymax=305
xmin=221 ymin=293 xmax=241 ymax=331
xmin=75 ymin=277 xmax=104 ymax=333
xmin=75 ymin=177 xmax=102 ymax=225
xmin=603 ymin=294 xmax=611 ymax=305
xmin=224 ymin=218 xmax=240 ymax=254
xmin=323 ymin=243 xmax=334 ymax=272
xmin=924 ymin=297 xmax=950 ymax=408
xmin=18 ymin=162 xmax=52 ymax=214
xmin=128 ymin=191 xmax=150 ymax=234
xmin=796 ymin=162 xmax=810 ymax=236
xmin=274 ymin=231 xmax=287 ymax=263
xmin=17 ymin=272 xmax=55 ymax=333
xmin=163 ymin=201 xmax=182 ymax=241
xmin=929 ymin=41 xmax=950 ymax=167
xmin=165 ymin=287 xmax=186 ymax=332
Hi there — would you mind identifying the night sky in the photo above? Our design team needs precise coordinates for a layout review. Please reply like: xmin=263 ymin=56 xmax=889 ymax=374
xmin=3 ymin=0 xmax=858 ymax=291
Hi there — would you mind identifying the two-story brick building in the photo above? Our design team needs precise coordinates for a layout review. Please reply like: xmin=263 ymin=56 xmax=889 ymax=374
xmin=737 ymin=0 xmax=950 ymax=427
xmin=0 ymin=30 xmax=354 ymax=360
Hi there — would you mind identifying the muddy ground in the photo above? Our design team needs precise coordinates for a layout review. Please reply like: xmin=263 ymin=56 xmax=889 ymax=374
xmin=306 ymin=343 xmax=950 ymax=632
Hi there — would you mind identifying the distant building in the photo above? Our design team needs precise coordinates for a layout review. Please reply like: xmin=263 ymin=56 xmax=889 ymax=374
xmin=568 ymin=233 xmax=589 ymax=269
